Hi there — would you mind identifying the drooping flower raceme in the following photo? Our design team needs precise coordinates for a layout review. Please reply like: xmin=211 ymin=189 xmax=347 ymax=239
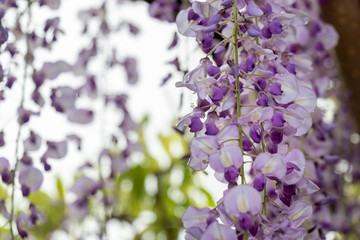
xmin=176 ymin=0 xmax=340 ymax=238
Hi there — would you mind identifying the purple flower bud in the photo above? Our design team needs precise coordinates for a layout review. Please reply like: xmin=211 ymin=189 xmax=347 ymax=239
xmin=123 ymin=57 xmax=139 ymax=85
xmin=256 ymin=95 xmax=269 ymax=107
xmin=201 ymin=34 xmax=212 ymax=49
xmin=0 ymin=131 xmax=4 ymax=147
xmin=210 ymin=87 xmax=224 ymax=106
xmin=245 ymin=55 xmax=256 ymax=72
xmin=279 ymin=192 xmax=291 ymax=206
xmin=221 ymin=0 xmax=232 ymax=7
xmin=270 ymin=82 xmax=283 ymax=95
xmin=228 ymin=60 xmax=239 ymax=77
xmin=32 ymin=90 xmax=45 ymax=107
xmin=21 ymin=185 xmax=30 ymax=197
xmin=5 ymin=75 xmax=16 ymax=89
xmin=262 ymin=3 xmax=272 ymax=14
xmin=242 ymin=137 xmax=252 ymax=151
xmin=285 ymin=64 xmax=296 ymax=74
xmin=207 ymin=14 xmax=221 ymax=26
xmin=250 ymin=124 xmax=262 ymax=144
xmin=246 ymin=1 xmax=264 ymax=17
xmin=224 ymin=167 xmax=238 ymax=183
xmin=128 ymin=23 xmax=139 ymax=35
xmin=16 ymin=213 xmax=29 ymax=238
xmin=1 ymin=171 xmax=11 ymax=184
xmin=283 ymin=184 xmax=296 ymax=197
xmin=0 ymin=26 xmax=8 ymax=46
xmin=253 ymin=173 xmax=266 ymax=191
xmin=205 ymin=24 xmax=217 ymax=33
xmin=315 ymin=41 xmax=324 ymax=51
xmin=261 ymin=25 xmax=272 ymax=39
xmin=270 ymin=128 xmax=283 ymax=144
xmin=254 ymin=78 xmax=266 ymax=91
xmin=206 ymin=65 xmax=221 ymax=79
xmin=214 ymin=45 xmax=225 ymax=54
xmin=20 ymin=153 xmax=33 ymax=166
xmin=188 ymin=9 xmax=200 ymax=21
xmin=206 ymin=214 xmax=217 ymax=226
xmin=270 ymin=19 xmax=283 ymax=34
xmin=239 ymin=25 xmax=247 ymax=34
xmin=323 ymin=155 xmax=338 ymax=163
xmin=247 ymin=24 xmax=261 ymax=37
xmin=271 ymin=111 xmax=285 ymax=127
xmin=189 ymin=117 xmax=203 ymax=132
xmin=205 ymin=121 xmax=219 ymax=135
xmin=198 ymin=99 xmax=211 ymax=111
xmin=238 ymin=213 xmax=252 ymax=230
xmin=249 ymin=220 xmax=259 ymax=236
xmin=43 ymin=161 xmax=51 ymax=171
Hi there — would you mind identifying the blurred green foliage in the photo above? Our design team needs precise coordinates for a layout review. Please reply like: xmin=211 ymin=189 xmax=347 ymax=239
xmin=26 ymin=117 xmax=213 ymax=239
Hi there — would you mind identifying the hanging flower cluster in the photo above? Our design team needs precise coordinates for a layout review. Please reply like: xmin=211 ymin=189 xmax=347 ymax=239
xmin=0 ymin=0 xmax=141 ymax=238
xmin=176 ymin=0 xmax=341 ymax=238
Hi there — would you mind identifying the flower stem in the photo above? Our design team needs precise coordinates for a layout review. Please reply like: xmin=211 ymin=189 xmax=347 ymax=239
xmin=233 ymin=1 xmax=245 ymax=186
xmin=9 ymin=2 xmax=32 ymax=238
xmin=260 ymin=122 xmax=267 ymax=218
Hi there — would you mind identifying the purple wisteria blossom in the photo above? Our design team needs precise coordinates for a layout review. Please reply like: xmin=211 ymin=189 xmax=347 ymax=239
xmin=175 ymin=0 xmax=342 ymax=238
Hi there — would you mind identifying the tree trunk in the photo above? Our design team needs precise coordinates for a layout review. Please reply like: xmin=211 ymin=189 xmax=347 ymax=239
xmin=321 ymin=0 xmax=360 ymax=130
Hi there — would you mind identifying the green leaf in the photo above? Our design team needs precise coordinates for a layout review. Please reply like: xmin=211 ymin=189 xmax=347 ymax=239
xmin=56 ymin=177 xmax=65 ymax=202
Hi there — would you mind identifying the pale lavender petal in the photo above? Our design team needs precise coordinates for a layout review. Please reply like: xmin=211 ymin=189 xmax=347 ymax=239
xmin=23 ymin=131 xmax=42 ymax=152
xmin=296 ymin=177 xmax=320 ymax=195
xmin=183 ymin=206 xmax=211 ymax=230
xmin=186 ymin=227 xmax=203 ymax=240
xmin=43 ymin=140 xmax=67 ymax=159
xmin=193 ymin=2 xmax=217 ymax=18
xmin=224 ymin=185 xmax=262 ymax=216
xmin=273 ymin=73 xmax=299 ymax=105
xmin=67 ymin=108 xmax=94 ymax=124
xmin=70 ymin=176 xmax=100 ymax=198
xmin=194 ymin=77 xmax=217 ymax=99
xmin=16 ymin=213 xmax=29 ymax=238
xmin=50 ymin=86 xmax=77 ymax=112
xmin=123 ymin=57 xmax=138 ymax=85
xmin=19 ymin=166 xmax=43 ymax=192
xmin=253 ymin=152 xmax=286 ymax=180
xmin=246 ymin=1 xmax=263 ymax=17
xmin=286 ymin=200 xmax=313 ymax=228
xmin=284 ymin=104 xmax=312 ymax=136
xmin=236 ymin=0 xmax=245 ymax=9
xmin=176 ymin=8 xmax=196 ymax=37
xmin=294 ymin=86 xmax=317 ymax=112
xmin=0 ymin=158 xmax=10 ymax=172
xmin=282 ymin=149 xmax=305 ymax=185
xmin=209 ymin=143 xmax=243 ymax=172
xmin=200 ymin=222 xmax=237 ymax=240
xmin=39 ymin=61 xmax=71 ymax=80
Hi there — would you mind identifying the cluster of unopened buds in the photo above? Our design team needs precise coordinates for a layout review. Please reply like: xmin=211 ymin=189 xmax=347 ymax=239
xmin=176 ymin=0 xmax=340 ymax=239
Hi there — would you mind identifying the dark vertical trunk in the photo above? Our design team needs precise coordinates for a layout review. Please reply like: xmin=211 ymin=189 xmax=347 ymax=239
xmin=321 ymin=0 xmax=360 ymax=130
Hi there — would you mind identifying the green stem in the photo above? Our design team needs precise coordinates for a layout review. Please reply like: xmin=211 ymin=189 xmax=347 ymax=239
xmin=233 ymin=1 xmax=245 ymax=186
xmin=260 ymin=122 xmax=267 ymax=218
xmin=10 ymin=2 xmax=32 ymax=239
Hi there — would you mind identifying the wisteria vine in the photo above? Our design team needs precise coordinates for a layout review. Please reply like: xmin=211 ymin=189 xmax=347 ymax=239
xmin=175 ymin=0 xmax=353 ymax=239
xmin=0 ymin=0 xmax=360 ymax=239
